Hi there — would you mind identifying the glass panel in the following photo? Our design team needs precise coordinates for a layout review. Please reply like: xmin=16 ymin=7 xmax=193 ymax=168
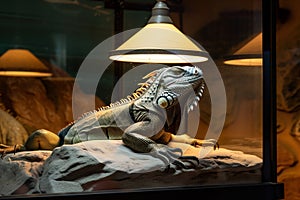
xmin=0 ymin=0 xmax=114 ymax=76
xmin=0 ymin=0 xmax=264 ymax=198
xmin=191 ymin=0 xmax=262 ymax=157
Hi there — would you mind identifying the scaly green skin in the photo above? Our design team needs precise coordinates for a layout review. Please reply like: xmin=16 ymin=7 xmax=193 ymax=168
xmin=0 ymin=66 xmax=218 ymax=168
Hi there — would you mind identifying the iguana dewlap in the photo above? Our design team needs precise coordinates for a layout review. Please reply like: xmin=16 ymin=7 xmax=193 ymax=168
xmin=0 ymin=66 xmax=218 ymax=168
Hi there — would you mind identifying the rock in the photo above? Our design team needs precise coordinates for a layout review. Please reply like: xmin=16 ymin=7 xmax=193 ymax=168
xmin=39 ymin=140 xmax=262 ymax=193
xmin=277 ymin=141 xmax=297 ymax=175
xmin=290 ymin=112 xmax=300 ymax=139
xmin=0 ymin=108 xmax=29 ymax=145
xmin=39 ymin=140 xmax=166 ymax=193
xmin=0 ymin=151 xmax=51 ymax=195
xmin=43 ymin=180 xmax=83 ymax=193
xmin=0 ymin=140 xmax=262 ymax=195
xmin=0 ymin=77 xmax=106 ymax=135
xmin=277 ymin=51 xmax=300 ymax=112
xmin=278 ymin=175 xmax=300 ymax=200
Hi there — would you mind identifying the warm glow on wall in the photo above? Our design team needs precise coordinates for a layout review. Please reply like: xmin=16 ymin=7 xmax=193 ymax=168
xmin=0 ymin=49 xmax=52 ymax=77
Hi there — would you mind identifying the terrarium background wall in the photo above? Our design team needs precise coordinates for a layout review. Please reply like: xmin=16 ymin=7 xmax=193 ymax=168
xmin=276 ymin=0 xmax=300 ymax=199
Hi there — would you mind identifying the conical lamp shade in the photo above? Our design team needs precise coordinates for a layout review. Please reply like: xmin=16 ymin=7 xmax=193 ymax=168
xmin=109 ymin=1 xmax=208 ymax=64
xmin=224 ymin=33 xmax=262 ymax=66
xmin=0 ymin=49 xmax=52 ymax=77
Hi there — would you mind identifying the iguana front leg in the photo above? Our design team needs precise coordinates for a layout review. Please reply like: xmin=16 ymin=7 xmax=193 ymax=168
xmin=122 ymin=120 xmax=200 ymax=169
xmin=171 ymin=134 xmax=219 ymax=150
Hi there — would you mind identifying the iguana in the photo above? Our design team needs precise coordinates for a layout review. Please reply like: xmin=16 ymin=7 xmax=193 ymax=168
xmin=0 ymin=65 xmax=218 ymax=168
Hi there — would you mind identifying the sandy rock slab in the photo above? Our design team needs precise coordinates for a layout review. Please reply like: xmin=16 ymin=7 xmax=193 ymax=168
xmin=0 ymin=140 xmax=262 ymax=196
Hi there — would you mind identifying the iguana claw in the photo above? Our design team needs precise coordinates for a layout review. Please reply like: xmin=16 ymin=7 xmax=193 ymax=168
xmin=214 ymin=142 xmax=220 ymax=150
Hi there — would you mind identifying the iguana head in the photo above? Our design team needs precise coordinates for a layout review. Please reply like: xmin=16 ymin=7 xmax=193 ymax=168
xmin=140 ymin=65 xmax=204 ymax=110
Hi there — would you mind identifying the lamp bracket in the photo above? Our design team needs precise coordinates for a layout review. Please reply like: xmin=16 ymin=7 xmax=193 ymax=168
xmin=148 ymin=1 xmax=173 ymax=24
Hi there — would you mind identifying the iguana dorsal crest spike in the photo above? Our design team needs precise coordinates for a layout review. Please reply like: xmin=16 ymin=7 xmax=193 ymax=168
xmin=142 ymin=69 xmax=160 ymax=79
xmin=96 ymin=67 xmax=164 ymax=112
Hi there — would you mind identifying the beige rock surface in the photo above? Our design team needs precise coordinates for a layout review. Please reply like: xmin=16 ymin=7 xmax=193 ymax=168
xmin=0 ymin=140 xmax=262 ymax=196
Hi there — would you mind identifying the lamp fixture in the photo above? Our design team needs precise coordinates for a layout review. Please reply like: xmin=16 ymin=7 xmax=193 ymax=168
xmin=224 ymin=32 xmax=262 ymax=67
xmin=109 ymin=0 xmax=208 ymax=64
xmin=0 ymin=49 xmax=52 ymax=77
